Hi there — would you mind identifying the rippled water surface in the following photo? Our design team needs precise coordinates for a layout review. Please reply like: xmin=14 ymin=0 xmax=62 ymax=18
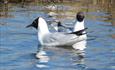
xmin=0 ymin=0 xmax=115 ymax=70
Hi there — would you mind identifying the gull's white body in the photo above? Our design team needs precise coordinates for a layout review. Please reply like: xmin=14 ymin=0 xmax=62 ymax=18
xmin=73 ymin=20 xmax=87 ymax=50
xmin=38 ymin=17 xmax=87 ymax=50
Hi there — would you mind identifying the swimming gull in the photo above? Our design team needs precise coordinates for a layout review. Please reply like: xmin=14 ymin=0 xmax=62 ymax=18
xmin=26 ymin=12 xmax=87 ymax=50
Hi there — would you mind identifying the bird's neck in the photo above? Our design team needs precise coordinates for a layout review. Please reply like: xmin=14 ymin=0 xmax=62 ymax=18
xmin=73 ymin=20 xmax=85 ymax=32
xmin=38 ymin=18 xmax=50 ymax=35
xmin=38 ymin=25 xmax=49 ymax=36
xmin=38 ymin=18 xmax=50 ymax=44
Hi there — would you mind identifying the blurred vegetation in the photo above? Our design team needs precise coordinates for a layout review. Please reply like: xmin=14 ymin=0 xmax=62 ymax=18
xmin=0 ymin=0 xmax=113 ymax=4
xmin=0 ymin=0 xmax=115 ymax=25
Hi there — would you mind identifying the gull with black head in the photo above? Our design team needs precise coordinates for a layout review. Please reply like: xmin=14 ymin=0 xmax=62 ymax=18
xmin=26 ymin=12 xmax=87 ymax=50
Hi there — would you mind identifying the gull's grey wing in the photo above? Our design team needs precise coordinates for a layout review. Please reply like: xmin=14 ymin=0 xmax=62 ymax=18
xmin=42 ymin=32 xmax=83 ymax=46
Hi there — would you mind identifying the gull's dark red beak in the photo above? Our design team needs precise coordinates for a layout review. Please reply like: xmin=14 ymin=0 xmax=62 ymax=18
xmin=26 ymin=24 xmax=33 ymax=28
xmin=26 ymin=17 xmax=39 ymax=29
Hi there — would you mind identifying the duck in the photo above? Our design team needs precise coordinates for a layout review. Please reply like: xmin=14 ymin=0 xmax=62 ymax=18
xmin=26 ymin=12 xmax=87 ymax=50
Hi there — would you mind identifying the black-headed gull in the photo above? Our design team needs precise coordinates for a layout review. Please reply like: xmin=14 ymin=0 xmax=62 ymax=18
xmin=26 ymin=12 xmax=87 ymax=50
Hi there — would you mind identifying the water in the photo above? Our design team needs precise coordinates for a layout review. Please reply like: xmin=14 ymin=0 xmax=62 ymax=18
xmin=0 ymin=0 xmax=115 ymax=70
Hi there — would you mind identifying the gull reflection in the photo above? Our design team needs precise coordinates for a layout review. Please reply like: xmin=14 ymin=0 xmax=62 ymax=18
xmin=35 ymin=39 xmax=87 ymax=69
xmin=71 ymin=49 xmax=87 ymax=70
xmin=36 ymin=46 xmax=50 ymax=68
xmin=65 ymin=39 xmax=87 ymax=69
xmin=71 ymin=49 xmax=85 ymax=64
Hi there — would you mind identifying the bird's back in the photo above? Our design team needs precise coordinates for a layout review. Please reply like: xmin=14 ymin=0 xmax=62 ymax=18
xmin=42 ymin=32 xmax=85 ymax=46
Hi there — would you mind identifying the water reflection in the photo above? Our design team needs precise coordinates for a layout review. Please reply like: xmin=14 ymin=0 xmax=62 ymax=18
xmin=0 ymin=3 xmax=10 ymax=18
xmin=35 ymin=46 xmax=49 ymax=68
xmin=36 ymin=47 xmax=50 ymax=63
xmin=35 ymin=45 xmax=86 ymax=69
